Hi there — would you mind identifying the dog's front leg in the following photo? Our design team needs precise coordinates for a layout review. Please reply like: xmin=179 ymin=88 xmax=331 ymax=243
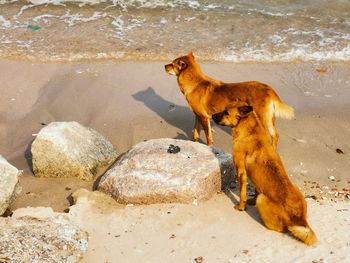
xmin=192 ymin=115 xmax=202 ymax=142
xmin=199 ymin=116 xmax=213 ymax=146
xmin=234 ymin=155 xmax=247 ymax=211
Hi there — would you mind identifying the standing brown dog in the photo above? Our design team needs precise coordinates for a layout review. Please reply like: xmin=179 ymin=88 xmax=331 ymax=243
xmin=212 ymin=103 xmax=317 ymax=246
xmin=165 ymin=52 xmax=294 ymax=148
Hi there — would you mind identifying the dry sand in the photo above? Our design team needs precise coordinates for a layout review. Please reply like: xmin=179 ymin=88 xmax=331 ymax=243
xmin=1 ymin=59 xmax=350 ymax=262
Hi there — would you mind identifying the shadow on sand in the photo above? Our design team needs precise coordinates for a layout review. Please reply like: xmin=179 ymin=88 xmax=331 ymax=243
xmin=24 ymin=139 xmax=35 ymax=174
xmin=132 ymin=87 xmax=231 ymax=141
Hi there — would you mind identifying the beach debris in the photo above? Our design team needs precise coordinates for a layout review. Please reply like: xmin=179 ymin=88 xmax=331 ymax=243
xmin=194 ymin=256 xmax=203 ymax=263
xmin=169 ymin=234 xmax=176 ymax=239
xmin=98 ymin=138 xmax=234 ymax=204
xmin=27 ymin=24 xmax=41 ymax=30
xmin=328 ymin=176 xmax=335 ymax=181
xmin=336 ymin=148 xmax=344 ymax=154
xmin=167 ymin=144 xmax=181 ymax=154
xmin=306 ymin=195 xmax=317 ymax=200
xmin=242 ymin=249 xmax=249 ymax=255
xmin=0 ymin=155 xmax=21 ymax=216
xmin=293 ymin=138 xmax=307 ymax=143
xmin=316 ymin=67 xmax=327 ymax=73
xmin=168 ymin=104 xmax=175 ymax=111
xmin=31 ymin=121 xmax=118 ymax=180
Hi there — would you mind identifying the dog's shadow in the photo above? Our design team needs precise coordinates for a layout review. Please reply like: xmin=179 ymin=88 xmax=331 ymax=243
xmin=132 ymin=87 xmax=230 ymax=141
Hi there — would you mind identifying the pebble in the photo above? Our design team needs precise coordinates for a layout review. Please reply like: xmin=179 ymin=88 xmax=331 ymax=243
xmin=328 ymin=176 xmax=335 ymax=181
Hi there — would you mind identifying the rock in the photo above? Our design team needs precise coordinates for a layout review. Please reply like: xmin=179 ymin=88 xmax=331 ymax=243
xmin=0 ymin=155 xmax=21 ymax=215
xmin=31 ymin=122 xmax=117 ymax=180
xmin=0 ymin=207 xmax=88 ymax=263
xmin=97 ymin=138 xmax=234 ymax=204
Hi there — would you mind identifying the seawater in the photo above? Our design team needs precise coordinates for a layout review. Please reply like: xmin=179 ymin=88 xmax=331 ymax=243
xmin=0 ymin=0 xmax=349 ymax=62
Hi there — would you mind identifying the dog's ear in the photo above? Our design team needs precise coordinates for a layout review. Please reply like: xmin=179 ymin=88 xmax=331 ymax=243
xmin=238 ymin=105 xmax=253 ymax=117
xmin=179 ymin=60 xmax=187 ymax=71
xmin=188 ymin=51 xmax=195 ymax=60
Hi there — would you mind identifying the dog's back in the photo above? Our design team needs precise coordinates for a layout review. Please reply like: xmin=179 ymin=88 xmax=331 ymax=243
xmin=166 ymin=53 xmax=295 ymax=147
xmin=232 ymin=109 xmax=317 ymax=245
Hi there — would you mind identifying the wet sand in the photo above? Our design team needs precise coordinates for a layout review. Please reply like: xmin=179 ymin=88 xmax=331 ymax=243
xmin=1 ymin=59 xmax=349 ymax=212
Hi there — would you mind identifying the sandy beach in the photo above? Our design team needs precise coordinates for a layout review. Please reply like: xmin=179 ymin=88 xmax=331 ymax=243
xmin=1 ymin=59 xmax=350 ymax=262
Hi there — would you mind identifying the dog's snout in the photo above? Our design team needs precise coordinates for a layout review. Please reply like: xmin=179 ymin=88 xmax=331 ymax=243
xmin=165 ymin=63 xmax=176 ymax=75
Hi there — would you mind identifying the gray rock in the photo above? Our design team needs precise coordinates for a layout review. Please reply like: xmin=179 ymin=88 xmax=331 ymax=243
xmin=0 ymin=155 xmax=21 ymax=215
xmin=31 ymin=122 xmax=117 ymax=180
xmin=98 ymin=138 xmax=234 ymax=204
xmin=0 ymin=207 xmax=88 ymax=263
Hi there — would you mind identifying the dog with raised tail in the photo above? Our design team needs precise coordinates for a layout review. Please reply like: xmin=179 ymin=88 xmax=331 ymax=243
xmin=212 ymin=102 xmax=317 ymax=246
xmin=165 ymin=52 xmax=294 ymax=148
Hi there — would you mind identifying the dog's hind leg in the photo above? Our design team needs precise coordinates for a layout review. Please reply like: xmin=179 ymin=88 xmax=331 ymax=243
xmin=199 ymin=116 xmax=213 ymax=146
xmin=192 ymin=115 xmax=202 ymax=142
xmin=256 ymin=194 xmax=285 ymax=232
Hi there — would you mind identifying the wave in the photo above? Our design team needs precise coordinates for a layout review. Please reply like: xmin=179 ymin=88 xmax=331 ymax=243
xmin=0 ymin=0 xmax=350 ymax=62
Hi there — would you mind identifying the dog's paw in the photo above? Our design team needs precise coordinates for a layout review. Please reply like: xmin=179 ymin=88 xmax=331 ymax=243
xmin=234 ymin=204 xmax=246 ymax=211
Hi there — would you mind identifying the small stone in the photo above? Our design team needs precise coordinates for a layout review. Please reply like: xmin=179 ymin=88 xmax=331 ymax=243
xmin=167 ymin=144 xmax=181 ymax=154
xmin=194 ymin=256 xmax=203 ymax=263
xmin=328 ymin=176 xmax=335 ymax=181
xmin=316 ymin=67 xmax=327 ymax=73
xmin=336 ymin=148 xmax=344 ymax=154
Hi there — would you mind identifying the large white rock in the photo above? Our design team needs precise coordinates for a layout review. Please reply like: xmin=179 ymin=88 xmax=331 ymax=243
xmin=0 ymin=207 xmax=88 ymax=263
xmin=31 ymin=122 xmax=118 ymax=180
xmin=0 ymin=155 xmax=21 ymax=215
xmin=98 ymin=138 xmax=234 ymax=204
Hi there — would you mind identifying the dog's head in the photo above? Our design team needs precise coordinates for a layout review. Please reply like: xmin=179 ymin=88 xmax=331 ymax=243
xmin=165 ymin=52 xmax=195 ymax=76
xmin=212 ymin=103 xmax=253 ymax=128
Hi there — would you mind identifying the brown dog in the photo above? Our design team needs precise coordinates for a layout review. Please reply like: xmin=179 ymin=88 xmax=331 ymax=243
xmin=212 ymin=103 xmax=317 ymax=245
xmin=165 ymin=52 xmax=294 ymax=148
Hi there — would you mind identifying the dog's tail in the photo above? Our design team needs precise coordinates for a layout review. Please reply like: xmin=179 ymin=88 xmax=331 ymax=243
xmin=272 ymin=97 xmax=295 ymax=119
xmin=287 ymin=225 xmax=317 ymax=246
